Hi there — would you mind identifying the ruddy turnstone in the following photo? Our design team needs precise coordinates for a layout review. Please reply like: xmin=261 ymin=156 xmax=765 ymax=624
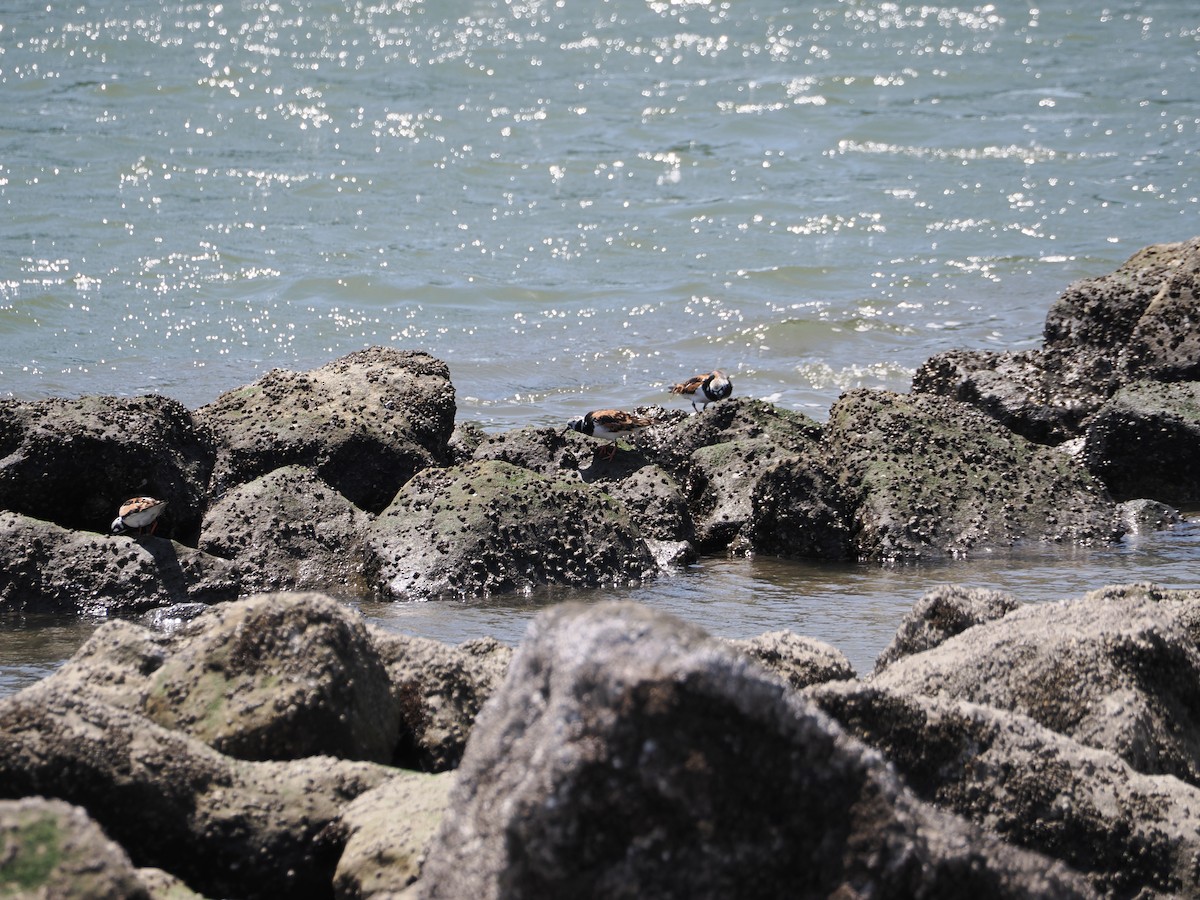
xmin=111 ymin=497 xmax=168 ymax=535
xmin=670 ymin=370 xmax=732 ymax=412
xmin=565 ymin=409 xmax=657 ymax=460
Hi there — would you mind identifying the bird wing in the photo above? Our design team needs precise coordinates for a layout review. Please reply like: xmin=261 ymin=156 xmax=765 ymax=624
xmin=119 ymin=497 xmax=167 ymax=518
xmin=591 ymin=409 xmax=654 ymax=431
xmin=669 ymin=374 xmax=706 ymax=396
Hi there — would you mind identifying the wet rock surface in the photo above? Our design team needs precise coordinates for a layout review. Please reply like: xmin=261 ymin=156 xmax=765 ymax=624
xmin=821 ymin=389 xmax=1122 ymax=560
xmin=639 ymin=399 xmax=824 ymax=552
xmin=367 ymin=458 xmax=658 ymax=600
xmin=1081 ymin=379 xmax=1200 ymax=504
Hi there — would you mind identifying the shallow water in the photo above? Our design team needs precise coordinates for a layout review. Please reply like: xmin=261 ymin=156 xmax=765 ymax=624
xmin=5 ymin=516 xmax=1196 ymax=696
xmin=2 ymin=0 xmax=1199 ymax=690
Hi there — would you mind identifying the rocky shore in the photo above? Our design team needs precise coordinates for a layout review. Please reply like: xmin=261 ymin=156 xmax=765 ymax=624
xmin=3 ymin=237 xmax=1200 ymax=897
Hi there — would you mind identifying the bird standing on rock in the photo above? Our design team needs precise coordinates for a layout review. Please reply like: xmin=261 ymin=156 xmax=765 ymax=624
xmin=670 ymin=370 xmax=732 ymax=412
xmin=111 ymin=497 xmax=168 ymax=535
xmin=565 ymin=409 xmax=657 ymax=460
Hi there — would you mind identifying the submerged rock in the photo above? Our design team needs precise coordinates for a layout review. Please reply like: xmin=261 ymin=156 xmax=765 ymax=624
xmin=416 ymin=601 xmax=1094 ymax=899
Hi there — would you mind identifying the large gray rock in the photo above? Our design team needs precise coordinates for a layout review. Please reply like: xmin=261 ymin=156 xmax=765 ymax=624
xmin=821 ymin=389 xmax=1122 ymax=560
xmin=474 ymin=425 xmax=696 ymax=547
xmin=0 ymin=683 xmax=391 ymax=900
xmin=911 ymin=346 xmax=1115 ymax=446
xmin=40 ymin=618 xmax=168 ymax=711
xmin=808 ymin=681 xmax=1200 ymax=899
xmin=914 ymin=237 xmax=1200 ymax=450
xmin=744 ymin=452 xmax=854 ymax=559
xmin=1119 ymin=237 xmax=1200 ymax=380
xmin=367 ymin=459 xmax=657 ymax=600
xmin=332 ymin=772 xmax=455 ymax=899
xmin=0 ymin=393 xmax=214 ymax=543
xmin=1082 ymin=380 xmax=1200 ymax=504
xmin=726 ymin=630 xmax=856 ymax=689
xmin=638 ymin=398 xmax=825 ymax=552
xmin=139 ymin=593 xmax=400 ymax=764
xmin=872 ymin=585 xmax=1200 ymax=787
xmin=874 ymin=584 xmax=1020 ymax=672
xmin=199 ymin=465 xmax=373 ymax=596
xmin=416 ymin=602 xmax=1094 ymax=899
xmin=197 ymin=348 xmax=455 ymax=513
xmin=0 ymin=797 xmax=152 ymax=899
xmin=1044 ymin=239 xmax=1195 ymax=354
xmin=0 ymin=511 xmax=241 ymax=615
xmin=371 ymin=630 xmax=513 ymax=772
xmin=44 ymin=593 xmax=511 ymax=773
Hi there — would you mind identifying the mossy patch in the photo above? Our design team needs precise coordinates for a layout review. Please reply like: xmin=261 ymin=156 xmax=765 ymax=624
xmin=0 ymin=815 xmax=61 ymax=893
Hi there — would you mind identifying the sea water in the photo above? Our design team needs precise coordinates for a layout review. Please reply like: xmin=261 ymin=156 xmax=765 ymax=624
xmin=1 ymin=0 xmax=1198 ymax=688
